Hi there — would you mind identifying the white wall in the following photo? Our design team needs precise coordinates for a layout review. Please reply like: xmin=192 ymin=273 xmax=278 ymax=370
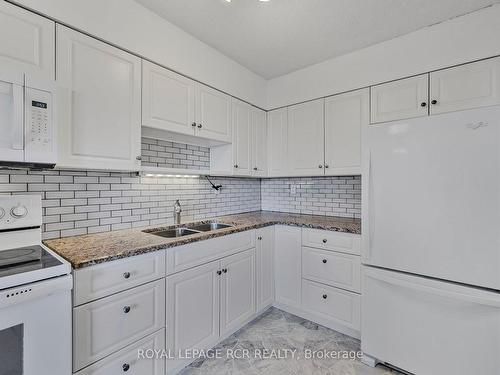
xmin=267 ymin=4 xmax=500 ymax=109
xmin=11 ymin=0 xmax=268 ymax=108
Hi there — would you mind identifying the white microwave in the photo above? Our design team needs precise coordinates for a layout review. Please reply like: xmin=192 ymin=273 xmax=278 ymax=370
xmin=0 ymin=73 xmax=56 ymax=168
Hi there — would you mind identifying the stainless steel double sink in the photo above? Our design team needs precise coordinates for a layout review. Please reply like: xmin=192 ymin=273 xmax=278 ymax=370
xmin=145 ymin=222 xmax=234 ymax=238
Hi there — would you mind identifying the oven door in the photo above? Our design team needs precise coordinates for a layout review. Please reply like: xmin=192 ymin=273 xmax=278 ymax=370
xmin=0 ymin=275 xmax=72 ymax=375
xmin=0 ymin=78 xmax=24 ymax=163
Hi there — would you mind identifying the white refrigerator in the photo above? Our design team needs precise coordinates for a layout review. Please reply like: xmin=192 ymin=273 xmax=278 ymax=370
xmin=361 ymin=105 xmax=500 ymax=374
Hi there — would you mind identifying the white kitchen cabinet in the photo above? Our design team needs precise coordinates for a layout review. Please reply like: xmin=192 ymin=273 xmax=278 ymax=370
xmin=256 ymin=226 xmax=274 ymax=311
xmin=220 ymin=248 xmax=256 ymax=336
xmin=232 ymin=99 xmax=252 ymax=176
xmin=196 ymin=83 xmax=232 ymax=143
xmin=430 ymin=57 xmax=500 ymax=115
xmin=267 ymin=108 xmax=288 ymax=176
xmin=325 ymin=88 xmax=368 ymax=175
xmin=287 ymin=99 xmax=325 ymax=176
xmin=56 ymin=25 xmax=141 ymax=171
xmin=370 ymin=74 xmax=429 ymax=124
xmin=166 ymin=261 xmax=221 ymax=374
xmin=0 ymin=1 xmax=55 ymax=84
xmin=274 ymin=225 xmax=302 ymax=309
xmin=73 ymin=279 xmax=165 ymax=371
xmin=251 ymin=107 xmax=268 ymax=177
xmin=142 ymin=60 xmax=195 ymax=135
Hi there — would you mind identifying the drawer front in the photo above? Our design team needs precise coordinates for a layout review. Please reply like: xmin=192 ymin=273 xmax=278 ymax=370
xmin=75 ymin=329 xmax=165 ymax=375
xmin=302 ymin=228 xmax=360 ymax=255
xmin=73 ymin=251 xmax=166 ymax=306
xmin=166 ymin=230 xmax=255 ymax=275
xmin=302 ymin=246 xmax=361 ymax=293
xmin=73 ymin=279 xmax=166 ymax=371
xmin=301 ymin=279 xmax=360 ymax=331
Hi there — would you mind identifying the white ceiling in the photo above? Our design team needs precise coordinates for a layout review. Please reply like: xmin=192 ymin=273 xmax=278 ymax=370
xmin=135 ymin=0 xmax=500 ymax=79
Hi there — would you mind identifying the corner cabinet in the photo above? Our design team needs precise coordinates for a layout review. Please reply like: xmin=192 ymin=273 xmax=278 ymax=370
xmin=267 ymin=108 xmax=288 ymax=177
xmin=251 ymin=107 xmax=268 ymax=177
xmin=231 ymin=99 xmax=252 ymax=176
xmin=56 ymin=25 xmax=142 ymax=171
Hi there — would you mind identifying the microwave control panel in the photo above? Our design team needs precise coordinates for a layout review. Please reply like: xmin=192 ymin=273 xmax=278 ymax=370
xmin=24 ymin=87 xmax=56 ymax=163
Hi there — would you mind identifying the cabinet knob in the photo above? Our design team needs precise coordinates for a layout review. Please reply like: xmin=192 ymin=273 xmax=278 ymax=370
xmin=136 ymin=155 xmax=142 ymax=161
xmin=322 ymin=259 xmax=327 ymax=264
xmin=123 ymin=306 xmax=131 ymax=314
xmin=324 ymin=164 xmax=329 ymax=169
xmin=217 ymin=270 xmax=222 ymax=275
xmin=123 ymin=272 xmax=131 ymax=279
xmin=420 ymin=102 xmax=427 ymax=107
xmin=257 ymin=236 xmax=262 ymax=240
xmin=192 ymin=122 xmax=197 ymax=127
xmin=197 ymin=123 xmax=203 ymax=128
xmin=122 ymin=363 xmax=130 ymax=372
xmin=253 ymin=167 xmax=258 ymax=171
xmin=222 ymin=268 xmax=228 ymax=273
xmin=234 ymin=164 xmax=239 ymax=168
xmin=431 ymin=100 xmax=438 ymax=105
xmin=318 ymin=164 xmax=323 ymax=169
xmin=322 ymin=294 xmax=328 ymax=299
xmin=322 ymin=239 xmax=327 ymax=243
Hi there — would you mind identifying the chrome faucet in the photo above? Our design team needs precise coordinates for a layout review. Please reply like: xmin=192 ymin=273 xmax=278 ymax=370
xmin=173 ymin=200 xmax=182 ymax=225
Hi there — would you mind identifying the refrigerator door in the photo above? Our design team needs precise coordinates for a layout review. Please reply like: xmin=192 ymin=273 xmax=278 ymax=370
xmin=362 ymin=105 xmax=500 ymax=290
xmin=362 ymin=266 xmax=500 ymax=375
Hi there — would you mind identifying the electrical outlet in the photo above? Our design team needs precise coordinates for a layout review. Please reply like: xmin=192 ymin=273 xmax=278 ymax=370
xmin=290 ymin=184 xmax=297 ymax=195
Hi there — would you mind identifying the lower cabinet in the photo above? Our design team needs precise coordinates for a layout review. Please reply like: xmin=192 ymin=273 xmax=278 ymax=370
xmin=256 ymin=226 xmax=275 ymax=310
xmin=75 ymin=329 xmax=165 ymax=375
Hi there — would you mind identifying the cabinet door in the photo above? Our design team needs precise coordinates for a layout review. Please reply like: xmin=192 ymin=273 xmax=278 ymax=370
xmin=232 ymin=99 xmax=252 ymax=176
xmin=142 ymin=60 xmax=195 ymax=135
xmin=267 ymin=108 xmax=288 ymax=176
xmin=274 ymin=225 xmax=302 ymax=309
xmin=0 ymin=1 xmax=55 ymax=84
xmin=220 ymin=248 xmax=256 ymax=336
xmin=195 ymin=83 xmax=231 ymax=142
xmin=251 ymin=107 xmax=268 ymax=177
xmin=287 ymin=99 xmax=325 ymax=176
xmin=56 ymin=25 xmax=141 ymax=171
xmin=256 ymin=226 xmax=274 ymax=311
xmin=166 ymin=261 xmax=220 ymax=372
xmin=370 ymin=74 xmax=428 ymax=123
xmin=430 ymin=57 xmax=500 ymax=115
xmin=325 ymin=88 xmax=368 ymax=176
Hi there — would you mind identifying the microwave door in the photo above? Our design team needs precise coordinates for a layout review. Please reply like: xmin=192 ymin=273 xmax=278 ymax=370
xmin=0 ymin=80 xmax=24 ymax=162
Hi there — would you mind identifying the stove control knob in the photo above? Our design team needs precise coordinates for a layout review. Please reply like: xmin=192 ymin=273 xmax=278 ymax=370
xmin=0 ymin=207 xmax=5 ymax=219
xmin=11 ymin=205 xmax=28 ymax=219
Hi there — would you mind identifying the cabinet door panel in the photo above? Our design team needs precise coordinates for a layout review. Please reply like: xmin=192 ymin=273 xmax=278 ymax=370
xmin=325 ymin=88 xmax=368 ymax=175
xmin=232 ymin=99 xmax=252 ymax=176
xmin=267 ymin=108 xmax=288 ymax=176
xmin=370 ymin=74 xmax=428 ymax=123
xmin=274 ymin=225 xmax=302 ymax=308
xmin=430 ymin=57 xmax=500 ymax=115
xmin=142 ymin=60 xmax=195 ymax=135
xmin=166 ymin=261 xmax=220 ymax=371
xmin=56 ymin=25 xmax=141 ymax=170
xmin=256 ymin=226 xmax=274 ymax=311
xmin=220 ymin=248 xmax=256 ymax=336
xmin=251 ymin=107 xmax=268 ymax=177
xmin=196 ymin=84 xmax=231 ymax=142
xmin=0 ymin=1 xmax=55 ymax=83
xmin=287 ymin=99 xmax=325 ymax=176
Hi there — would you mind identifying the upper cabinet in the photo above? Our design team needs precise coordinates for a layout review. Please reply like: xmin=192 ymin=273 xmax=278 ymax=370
xmin=142 ymin=60 xmax=195 ymax=136
xmin=430 ymin=57 xmax=500 ymax=115
xmin=232 ymin=99 xmax=252 ymax=176
xmin=142 ymin=61 xmax=231 ymax=144
xmin=56 ymin=25 xmax=142 ymax=171
xmin=0 ymin=1 xmax=55 ymax=84
xmin=251 ymin=107 xmax=268 ymax=177
xmin=324 ymin=89 xmax=368 ymax=176
xmin=370 ymin=74 xmax=429 ymax=124
xmin=267 ymin=108 xmax=288 ymax=177
xmin=287 ymin=99 xmax=325 ymax=176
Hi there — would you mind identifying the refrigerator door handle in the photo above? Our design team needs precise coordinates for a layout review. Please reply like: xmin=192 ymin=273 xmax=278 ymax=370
xmin=366 ymin=270 xmax=500 ymax=308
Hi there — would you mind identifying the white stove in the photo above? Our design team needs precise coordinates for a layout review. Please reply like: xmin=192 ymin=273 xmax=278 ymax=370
xmin=0 ymin=195 xmax=72 ymax=375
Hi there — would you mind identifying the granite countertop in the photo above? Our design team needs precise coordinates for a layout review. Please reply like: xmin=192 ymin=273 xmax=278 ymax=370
xmin=44 ymin=211 xmax=361 ymax=269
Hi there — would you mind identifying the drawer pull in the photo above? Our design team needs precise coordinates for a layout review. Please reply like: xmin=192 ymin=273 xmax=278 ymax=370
xmin=122 ymin=363 xmax=130 ymax=372
xmin=123 ymin=272 xmax=131 ymax=279
xmin=123 ymin=306 xmax=131 ymax=314
xmin=322 ymin=259 xmax=327 ymax=264
xmin=217 ymin=270 xmax=222 ymax=275
xmin=322 ymin=239 xmax=328 ymax=243
xmin=322 ymin=294 xmax=328 ymax=299
xmin=222 ymin=268 xmax=228 ymax=273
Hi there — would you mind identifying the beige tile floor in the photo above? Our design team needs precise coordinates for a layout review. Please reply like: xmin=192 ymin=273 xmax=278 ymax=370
xmin=179 ymin=307 xmax=402 ymax=375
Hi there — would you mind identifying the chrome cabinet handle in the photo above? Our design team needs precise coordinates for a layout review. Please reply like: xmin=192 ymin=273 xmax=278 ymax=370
xmin=431 ymin=100 xmax=438 ymax=105
xmin=322 ymin=294 xmax=327 ymax=299
xmin=123 ymin=272 xmax=131 ymax=279
xmin=122 ymin=363 xmax=130 ymax=372
xmin=322 ymin=239 xmax=327 ymax=243
xmin=318 ymin=164 xmax=323 ymax=169
xmin=192 ymin=122 xmax=197 ymax=127
xmin=324 ymin=164 xmax=329 ymax=169
xmin=222 ymin=268 xmax=228 ymax=273
xmin=322 ymin=259 xmax=327 ymax=264
xmin=234 ymin=164 xmax=239 ymax=168
xmin=123 ymin=306 xmax=131 ymax=314
xmin=217 ymin=270 xmax=222 ymax=275
xmin=257 ymin=236 xmax=262 ymax=240
xmin=421 ymin=102 xmax=427 ymax=107
xmin=253 ymin=167 xmax=258 ymax=171
xmin=197 ymin=123 xmax=203 ymax=128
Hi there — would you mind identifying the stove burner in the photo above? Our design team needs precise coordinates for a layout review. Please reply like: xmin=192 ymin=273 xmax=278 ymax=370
xmin=0 ymin=246 xmax=43 ymax=267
